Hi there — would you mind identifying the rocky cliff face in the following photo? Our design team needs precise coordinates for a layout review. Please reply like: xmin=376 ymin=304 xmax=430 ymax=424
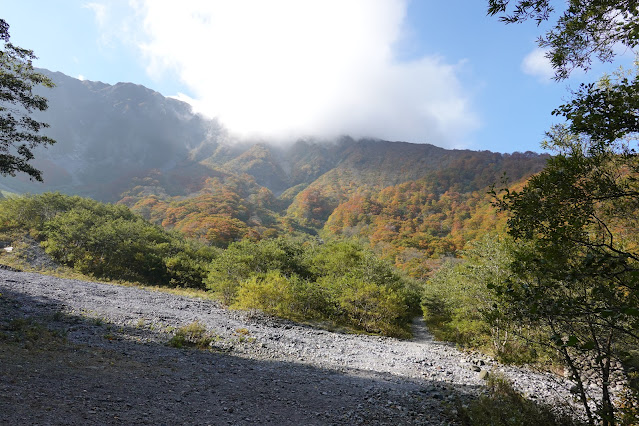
xmin=2 ymin=70 xmax=222 ymax=200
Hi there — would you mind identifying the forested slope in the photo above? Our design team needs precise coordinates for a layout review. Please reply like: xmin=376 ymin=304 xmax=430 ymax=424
xmin=1 ymin=70 xmax=548 ymax=273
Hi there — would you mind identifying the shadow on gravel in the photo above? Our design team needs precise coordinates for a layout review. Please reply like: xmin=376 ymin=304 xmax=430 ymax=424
xmin=0 ymin=285 xmax=483 ymax=425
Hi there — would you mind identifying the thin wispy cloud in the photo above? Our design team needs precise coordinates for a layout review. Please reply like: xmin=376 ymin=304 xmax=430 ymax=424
xmin=83 ymin=2 xmax=114 ymax=47
xmin=125 ymin=0 xmax=479 ymax=147
xmin=522 ymin=48 xmax=554 ymax=82
xmin=83 ymin=2 xmax=107 ymax=26
xmin=84 ymin=1 xmax=142 ymax=51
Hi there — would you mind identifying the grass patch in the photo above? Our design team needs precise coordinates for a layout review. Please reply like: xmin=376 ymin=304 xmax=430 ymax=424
xmin=0 ymin=317 xmax=67 ymax=350
xmin=167 ymin=321 xmax=219 ymax=349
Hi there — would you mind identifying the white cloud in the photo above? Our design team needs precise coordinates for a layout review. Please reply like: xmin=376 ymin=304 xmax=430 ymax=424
xmin=83 ymin=2 xmax=113 ymax=47
xmin=85 ymin=1 xmax=143 ymax=50
xmin=522 ymin=48 xmax=554 ymax=81
xmin=131 ymin=0 xmax=479 ymax=147
xmin=78 ymin=74 xmax=86 ymax=81
xmin=83 ymin=2 xmax=108 ymax=26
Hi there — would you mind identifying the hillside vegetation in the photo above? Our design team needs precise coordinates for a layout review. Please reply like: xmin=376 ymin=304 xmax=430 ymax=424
xmin=0 ymin=193 xmax=419 ymax=337
xmin=0 ymin=193 xmax=216 ymax=288
xmin=0 ymin=70 xmax=550 ymax=282
xmin=207 ymin=238 xmax=421 ymax=337
xmin=116 ymin=140 xmax=547 ymax=278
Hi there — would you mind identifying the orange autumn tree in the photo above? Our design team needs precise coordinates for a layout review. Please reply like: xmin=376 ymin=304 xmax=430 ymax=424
xmin=122 ymin=175 xmax=279 ymax=246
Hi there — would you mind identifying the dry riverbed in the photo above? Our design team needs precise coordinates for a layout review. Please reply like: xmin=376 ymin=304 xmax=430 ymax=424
xmin=0 ymin=270 xmax=577 ymax=425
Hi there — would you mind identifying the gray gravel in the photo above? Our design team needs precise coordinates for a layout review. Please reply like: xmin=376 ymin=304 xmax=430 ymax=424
xmin=0 ymin=270 xmax=580 ymax=424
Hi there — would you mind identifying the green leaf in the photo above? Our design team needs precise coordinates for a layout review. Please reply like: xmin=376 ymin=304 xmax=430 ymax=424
xmin=622 ymin=307 xmax=639 ymax=317
xmin=565 ymin=335 xmax=578 ymax=347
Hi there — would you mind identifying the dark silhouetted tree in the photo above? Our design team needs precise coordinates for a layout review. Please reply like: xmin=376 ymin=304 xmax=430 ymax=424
xmin=0 ymin=19 xmax=55 ymax=181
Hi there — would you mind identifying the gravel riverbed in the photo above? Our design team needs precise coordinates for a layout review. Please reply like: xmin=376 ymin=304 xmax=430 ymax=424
xmin=0 ymin=270 xmax=579 ymax=425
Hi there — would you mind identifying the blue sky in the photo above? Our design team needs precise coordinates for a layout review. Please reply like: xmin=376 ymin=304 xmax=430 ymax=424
xmin=2 ymin=0 xmax=630 ymax=153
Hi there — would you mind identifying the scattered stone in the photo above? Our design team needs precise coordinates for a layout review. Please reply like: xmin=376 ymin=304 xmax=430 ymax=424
xmin=0 ymin=269 xmax=584 ymax=425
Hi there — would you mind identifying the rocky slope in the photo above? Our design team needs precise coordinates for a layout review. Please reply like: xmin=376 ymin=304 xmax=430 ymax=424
xmin=0 ymin=270 xmax=580 ymax=425
xmin=2 ymin=69 xmax=223 ymax=200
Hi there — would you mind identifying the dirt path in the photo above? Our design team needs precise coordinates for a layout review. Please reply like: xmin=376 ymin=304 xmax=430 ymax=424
xmin=0 ymin=270 xmax=575 ymax=425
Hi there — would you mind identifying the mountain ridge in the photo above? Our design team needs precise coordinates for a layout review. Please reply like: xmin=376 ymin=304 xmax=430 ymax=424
xmin=2 ymin=69 xmax=549 ymax=270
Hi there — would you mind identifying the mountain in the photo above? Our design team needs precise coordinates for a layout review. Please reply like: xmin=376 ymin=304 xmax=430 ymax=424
xmin=2 ymin=69 xmax=224 ymax=200
xmin=1 ymin=70 xmax=549 ymax=272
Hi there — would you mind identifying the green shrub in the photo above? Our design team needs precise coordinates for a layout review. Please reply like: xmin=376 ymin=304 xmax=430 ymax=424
xmin=233 ymin=271 xmax=334 ymax=322
xmin=206 ymin=237 xmax=420 ymax=337
xmin=233 ymin=271 xmax=297 ymax=316
xmin=0 ymin=193 xmax=215 ymax=288
xmin=310 ymin=241 xmax=421 ymax=320
xmin=0 ymin=192 xmax=95 ymax=235
xmin=422 ymin=234 xmax=556 ymax=364
xmin=164 ymin=240 xmax=218 ymax=289
xmin=422 ymin=259 xmax=491 ymax=347
xmin=335 ymin=276 xmax=409 ymax=337
xmin=205 ymin=237 xmax=311 ymax=302
xmin=41 ymin=208 xmax=171 ymax=283
xmin=291 ymin=277 xmax=335 ymax=319
xmin=307 ymin=240 xmax=365 ymax=277
xmin=167 ymin=321 xmax=218 ymax=349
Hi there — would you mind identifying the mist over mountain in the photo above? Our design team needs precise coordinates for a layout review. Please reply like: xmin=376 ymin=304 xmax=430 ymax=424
xmin=0 ymin=68 xmax=549 ymax=274
xmin=2 ymin=69 xmax=224 ymax=199
xmin=0 ymin=70 xmax=542 ymax=203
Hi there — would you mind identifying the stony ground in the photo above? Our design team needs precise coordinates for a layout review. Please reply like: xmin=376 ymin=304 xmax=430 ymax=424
xmin=0 ymin=270 xmax=578 ymax=425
